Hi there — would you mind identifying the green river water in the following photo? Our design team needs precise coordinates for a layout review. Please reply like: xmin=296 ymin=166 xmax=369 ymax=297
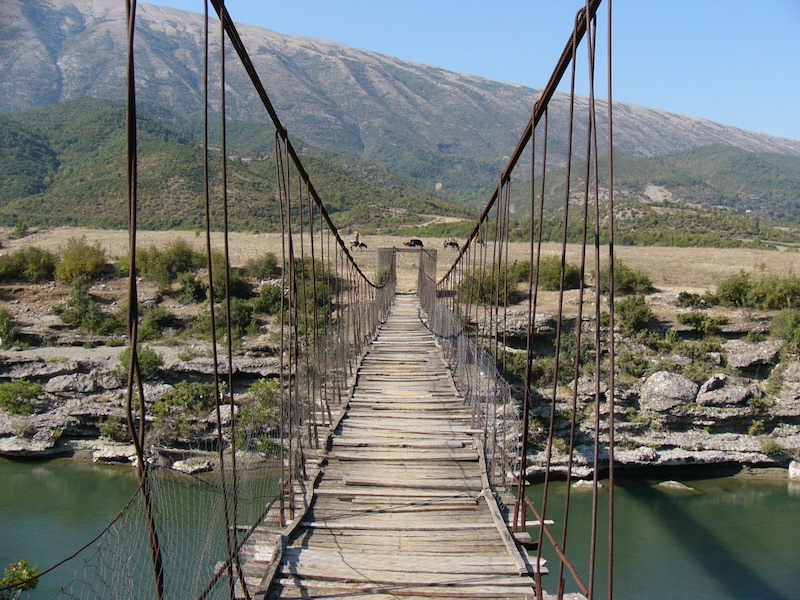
xmin=1 ymin=458 xmax=798 ymax=599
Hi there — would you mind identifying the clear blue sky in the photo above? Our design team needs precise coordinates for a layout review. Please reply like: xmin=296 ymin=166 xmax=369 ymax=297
xmin=154 ymin=0 xmax=800 ymax=141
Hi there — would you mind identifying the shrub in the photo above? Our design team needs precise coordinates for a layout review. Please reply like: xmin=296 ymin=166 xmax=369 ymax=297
xmin=599 ymin=260 xmax=654 ymax=296
xmin=98 ymin=416 xmax=130 ymax=442
xmin=152 ymin=381 xmax=220 ymax=441
xmin=244 ymin=252 xmax=280 ymax=280
xmin=715 ymin=271 xmax=756 ymax=308
xmin=205 ymin=250 xmax=251 ymax=301
xmin=155 ymin=381 xmax=219 ymax=420
xmin=60 ymin=276 xmax=123 ymax=335
xmin=139 ymin=305 xmax=177 ymax=341
xmin=0 ymin=246 xmax=57 ymax=283
xmin=375 ymin=265 xmax=391 ymax=287
xmin=0 ymin=380 xmax=43 ymax=414
xmin=194 ymin=298 xmax=259 ymax=343
xmin=759 ymin=272 xmax=800 ymax=310
xmin=0 ymin=309 xmax=18 ymax=349
xmin=770 ymin=309 xmax=800 ymax=353
xmin=716 ymin=270 xmax=800 ymax=310
xmin=133 ymin=239 xmax=205 ymax=288
xmin=0 ymin=559 xmax=39 ymax=598
xmin=253 ymin=282 xmax=285 ymax=315
xmin=748 ymin=419 xmax=765 ymax=436
xmin=537 ymin=256 xmax=582 ymax=291
xmin=758 ymin=436 xmax=783 ymax=456
xmin=616 ymin=347 xmax=647 ymax=381
xmin=676 ymin=311 xmax=729 ymax=336
xmin=12 ymin=219 xmax=28 ymax=239
xmin=234 ymin=378 xmax=280 ymax=452
xmin=676 ymin=291 xmax=712 ymax=309
xmin=55 ymin=236 xmax=107 ymax=283
xmin=178 ymin=272 xmax=207 ymax=304
xmin=615 ymin=295 xmax=654 ymax=334
xmin=457 ymin=267 xmax=521 ymax=305
xmin=117 ymin=345 xmax=163 ymax=380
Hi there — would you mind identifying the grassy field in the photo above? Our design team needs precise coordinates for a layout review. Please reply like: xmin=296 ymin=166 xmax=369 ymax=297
xmin=5 ymin=227 xmax=798 ymax=289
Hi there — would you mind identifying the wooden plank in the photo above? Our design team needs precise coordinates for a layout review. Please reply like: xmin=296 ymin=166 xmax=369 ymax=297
xmin=248 ymin=295 xmax=540 ymax=600
xmin=342 ymin=477 xmax=482 ymax=492
xmin=300 ymin=520 xmax=501 ymax=531
xmin=271 ymin=578 xmax=537 ymax=597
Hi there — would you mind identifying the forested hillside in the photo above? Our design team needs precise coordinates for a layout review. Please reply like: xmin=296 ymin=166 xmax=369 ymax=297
xmin=0 ymin=98 xmax=470 ymax=231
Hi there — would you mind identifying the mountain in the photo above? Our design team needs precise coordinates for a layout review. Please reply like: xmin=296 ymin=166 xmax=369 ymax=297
xmin=0 ymin=98 xmax=471 ymax=230
xmin=3 ymin=0 xmax=800 ymax=210
xmin=3 ymin=98 xmax=799 ymax=251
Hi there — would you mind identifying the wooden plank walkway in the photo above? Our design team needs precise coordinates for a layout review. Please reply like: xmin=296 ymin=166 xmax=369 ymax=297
xmin=257 ymin=293 xmax=544 ymax=599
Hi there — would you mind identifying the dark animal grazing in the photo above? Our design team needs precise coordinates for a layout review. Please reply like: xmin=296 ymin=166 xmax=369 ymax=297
xmin=443 ymin=238 xmax=460 ymax=251
xmin=350 ymin=241 xmax=368 ymax=251
xmin=403 ymin=239 xmax=424 ymax=247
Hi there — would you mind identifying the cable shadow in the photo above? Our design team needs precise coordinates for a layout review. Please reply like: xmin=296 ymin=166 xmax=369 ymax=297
xmin=617 ymin=478 xmax=790 ymax=600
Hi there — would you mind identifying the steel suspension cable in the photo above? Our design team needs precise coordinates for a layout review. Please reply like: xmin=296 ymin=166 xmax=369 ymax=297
xmin=124 ymin=2 xmax=165 ymax=598
xmin=606 ymin=2 xmax=617 ymax=596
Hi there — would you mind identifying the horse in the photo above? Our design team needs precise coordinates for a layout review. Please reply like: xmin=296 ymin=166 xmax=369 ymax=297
xmin=350 ymin=241 xmax=368 ymax=251
xmin=403 ymin=239 xmax=423 ymax=247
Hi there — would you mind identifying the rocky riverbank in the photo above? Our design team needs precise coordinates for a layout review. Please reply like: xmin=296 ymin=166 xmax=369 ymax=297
xmin=3 ymin=310 xmax=799 ymax=479
xmin=0 ymin=339 xmax=280 ymax=471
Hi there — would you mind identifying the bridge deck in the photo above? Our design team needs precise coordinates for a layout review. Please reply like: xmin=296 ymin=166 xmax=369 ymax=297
xmin=258 ymin=293 xmax=543 ymax=599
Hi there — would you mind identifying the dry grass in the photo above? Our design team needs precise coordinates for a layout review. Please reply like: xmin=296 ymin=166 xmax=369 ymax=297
xmin=2 ymin=226 xmax=798 ymax=300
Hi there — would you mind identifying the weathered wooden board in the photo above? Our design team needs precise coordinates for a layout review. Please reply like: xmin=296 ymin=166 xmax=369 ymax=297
xmin=248 ymin=295 xmax=538 ymax=600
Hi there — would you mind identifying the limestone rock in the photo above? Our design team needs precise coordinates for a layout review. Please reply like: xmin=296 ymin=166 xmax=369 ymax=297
xmin=207 ymin=404 xmax=238 ymax=426
xmin=722 ymin=339 xmax=783 ymax=370
xmin=640 ymin=371 xmax=698 ymax=412
xmin=571 ymin=479 xmax=603 ymax=490
xmin=790 ymin=461 xmax=800 ymax=481
xmin=658 ymin=480 xmax=697 ymax=492
xmin=780 ymin=362 xmax=800 ymax=402
xmin=45 ymin=372 xmax=122 ymax=394
xmin=0 ymin=433 xmax=67 ymax=456
xmin=0 ymin=356 xmax=83 ymax=379
xmin=172 ymin=457 xmax=212 ymax=474
xmin=92 ymin=444 xmax=136 ymax=463
xmin=476 ymin=310 xmax=557 ymax=338
xmin=696 ymin=373 xmax=751 ymax=407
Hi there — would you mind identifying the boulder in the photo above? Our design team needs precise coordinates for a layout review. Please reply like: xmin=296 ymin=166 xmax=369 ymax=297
xmin=172 ymin=457 xmax=213 ymax=474
xmin=658 ymin=480 xmax=697 ymax=492
xmin=45 ymin=372 xmax=122 ymax=394
xmin=722 ymin=339 xmax=782 ymax=370
xmin=0 ymin=356 xmax=83 ymax=379
xmin=780 ymin=362 xmax=800 ymax=403
xmin=0 ymin=433 xmax=67 ymax=457
xmin=476 ymin=310 xmax=557 ymax=338
xmin=696 ymin=373 xmax=751 ymax=407
xmin=569 ymin=377 xmax=609 ymax=398
xmin=790 ymin=461 xmax=800 ymax=481
xmin=207 ymin=404 xmax=238 ymax=426
xmin=92 ymin=444 xmax=136 ymax=463
xmin=640 ymin=371 xmax=698 ymax=412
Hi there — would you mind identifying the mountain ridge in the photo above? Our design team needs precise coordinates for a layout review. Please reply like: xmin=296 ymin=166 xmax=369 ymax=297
xmin=3 ymin=0 xmax=800 ymax=167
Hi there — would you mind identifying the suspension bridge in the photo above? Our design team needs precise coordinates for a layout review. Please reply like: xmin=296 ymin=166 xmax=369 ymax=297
xmin=1 ymin=1 xmax=617 ymax=599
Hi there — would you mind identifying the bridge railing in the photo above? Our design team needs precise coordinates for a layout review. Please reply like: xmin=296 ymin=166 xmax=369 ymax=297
xmin=23 ymin=2 xmax=397 ymax=600
xmin=418 ymin=256 xmax=519 ymax=494
xmin=426 ymin=2 xmax=616 ymax=599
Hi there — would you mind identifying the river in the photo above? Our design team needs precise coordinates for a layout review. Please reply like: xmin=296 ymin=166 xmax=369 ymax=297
xmin=2 ymin=459 xmax=798 ymax=599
